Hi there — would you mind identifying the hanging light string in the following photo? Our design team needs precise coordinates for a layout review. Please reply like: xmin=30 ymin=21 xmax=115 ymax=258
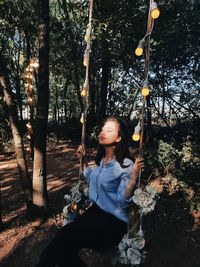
xmin=129 ymin=1 xmax=160 ymax=247
xmin=133 ymin=0 xmax=160 ymax=188
xmin=79 ymin=0 xmax=94 ymax=177
xmin=24 ymin=59 xmax=39 ymax=147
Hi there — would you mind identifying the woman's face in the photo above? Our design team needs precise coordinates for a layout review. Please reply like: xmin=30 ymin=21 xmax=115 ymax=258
xmin=98 ymin=120 xmax=121 ymax=146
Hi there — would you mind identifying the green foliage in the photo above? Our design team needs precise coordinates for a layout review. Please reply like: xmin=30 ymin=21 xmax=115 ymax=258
xmin=180 ymin=135 xmax=200 ymax=181
xmin=144 ymin=123 xmax=200 ymax=211
xmin=158 ymin=140 xmax=180 ymax=174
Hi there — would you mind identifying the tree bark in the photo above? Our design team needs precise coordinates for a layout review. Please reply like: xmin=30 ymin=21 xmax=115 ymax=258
xmin=32 ymin=0 xmax=49 ymax=213
xmin=15 ymin=35 xmax=23 ymax=121
xmin=0 ymin=57 xmax=32 ymax=210
xmin=0 ymin=180 xmax=3 ymax=230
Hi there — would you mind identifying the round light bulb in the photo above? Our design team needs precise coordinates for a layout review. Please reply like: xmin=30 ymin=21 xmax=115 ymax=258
xmin=80 ymin=115 xmax=84 ymax=124
xmin=25 ymin=74 xmax=33 ymax=79
xmin=132 ymin=133 xmax=140 ymax=142
xmin=135 ymin=47 xmax=143 ymax=56
xmin=151 ymin=8 xmax=160 ymax=19
xmin=81 ymin=89 xmax=87 ymax=97
xmin=26 ymin=67 xmax=33 ymax=72
xmin=83 ymin=53 xmax=89 ymax=67
xmin=25 ymin=84 xmax=33 ymax=89
xmin=84 ymin=28 xmax=90 ymax=42
xmin=33 ymin=62 xmax=39 ymax=68
xmin=26 ymin=122 xmax=31 ymax=129
xmin=84 ymin=34 xmax=89 ymax=42
xmin=142 ymin=87 xmax=150 ymax=97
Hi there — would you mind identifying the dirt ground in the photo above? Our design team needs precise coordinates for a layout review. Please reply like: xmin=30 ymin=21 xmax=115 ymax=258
xmin=0 ymin=140 xmax=200 ymax=267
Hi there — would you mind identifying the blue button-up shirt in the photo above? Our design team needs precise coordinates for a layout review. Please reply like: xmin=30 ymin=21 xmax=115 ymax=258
xmin=84 ymin=158 xmax=133 ymax=222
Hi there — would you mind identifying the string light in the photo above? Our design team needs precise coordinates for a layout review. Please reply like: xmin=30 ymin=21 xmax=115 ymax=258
xmin=151 ymin=2 xmax=160 ymax=19
xmin=84 ymin=27 xmax=90 ymax=42
xmin=23 ymin=58 xmax=39 ymax=154
xmin=141 ymin=79 xmax=150 ymax=97
xmin=81 ymin=81 xmax=89 ymax=97
xmin=26 ymin=67 xmax=33 ymax=72
xmin=80 ymin=113 xmax=84 ymax=124
xmin=132 ymin=122 xmax=141 ymax=141
xmin=30 ymin=59 xmax=39 ymax=69
xmin=79 ymin=0 xmax=93 ymax=182
xmin=26 ymin=122 xmax=32 ymax=129
xmin=30 ymin=61 xmax=39 ymax=69
xmin=25 ymin=73 xmax=33 ymax=79
xmin=28 ymin=97 xmax=33 ymax=103
xmin=135 ymin=38 xmax=145 ymax=56
xmin=81 ymin=89 xmax=87 ymax=97
xmin=125 ymin=2 xmax=160 ymax=265
xmin=25 ymin=83 xmax=33 ymax=89
xmin=83 ymin=50 xmax=89 ymax=67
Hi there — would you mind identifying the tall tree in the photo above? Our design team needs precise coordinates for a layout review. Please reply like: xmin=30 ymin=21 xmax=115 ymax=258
xmin=0 ymin=55 xmax=32 ymax=209
xmin=32 ymin=0 xmax=49 ymax=214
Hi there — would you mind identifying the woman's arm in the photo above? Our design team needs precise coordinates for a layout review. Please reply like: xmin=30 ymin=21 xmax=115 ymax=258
xmin=76 ymin=145 xmax=88 ymax=172
xmin=124 ymin=157 xmax=144 ymax=199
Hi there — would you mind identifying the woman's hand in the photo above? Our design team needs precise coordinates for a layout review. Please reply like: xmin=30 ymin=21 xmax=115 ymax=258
xmin=76 ymin=145 xmax=88 ymax=172
xmin=132 ymin=156 xmax=145 ymax=177
xmin=76 ymin=145 xmax=86 ymax=159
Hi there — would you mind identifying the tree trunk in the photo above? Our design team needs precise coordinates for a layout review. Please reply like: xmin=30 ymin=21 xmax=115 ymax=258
xmin=0 ymin=183 xmax=3 ymax=230
xmin=15 ymin=36 xmax=23 ymax=121
xmin=64 ymin=83 xmax=68 ymax=119
xmin=32 ymin=0 xmax=49 ymax=214
xmin=0 ymin=57 xmax=32 ymax=210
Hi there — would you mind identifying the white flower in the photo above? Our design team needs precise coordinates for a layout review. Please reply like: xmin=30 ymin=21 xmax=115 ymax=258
xmin=146 ymin=185 xmax=157 ymax=196
xmin=127 ymin=247 xmax=141 ymax=265
xmin=119 ymin=234 xmax=131 ymax=252
xmin=70 ymin=182 xmax=83 ymax=202
xmin=82 ymin=185 xmax=89 ymax=197
xmin=119 ymin=250 xmax=129 ymax=264
xmin=118 ymin=231 xmax=144 ymax=266
xmin=132 ymin=186 xmax=157 ymax=214
xmin=62 ymin=204 xmax=70 ymax=226
xmin=63 ymin=205 xmax=69 ymax=216
xmin=63 ymin=194 xmax=72 ymax=204
xmin=132 ymin=233 xmax=145 ymax=250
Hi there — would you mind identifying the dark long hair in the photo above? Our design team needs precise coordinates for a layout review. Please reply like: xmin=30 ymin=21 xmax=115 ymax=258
xmin=95 ymin=116 xmax=131 ymax=168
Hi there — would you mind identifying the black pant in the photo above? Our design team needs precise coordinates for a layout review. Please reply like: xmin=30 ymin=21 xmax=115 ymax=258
xmin=37 ymin=204 xmax=127 ymax=267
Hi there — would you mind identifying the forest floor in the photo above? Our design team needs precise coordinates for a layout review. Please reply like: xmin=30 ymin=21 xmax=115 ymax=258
xmin=0 ymin=139 xmax=200 ymax=267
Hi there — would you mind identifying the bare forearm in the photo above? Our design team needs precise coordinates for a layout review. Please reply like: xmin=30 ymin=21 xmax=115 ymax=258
xmin=125 ymin=157 xmax=144 ymax=199
xmin=124 ymin=173 xmax=138 ymax=199
xmin=81 ymin=157 xmax=88 ymax=172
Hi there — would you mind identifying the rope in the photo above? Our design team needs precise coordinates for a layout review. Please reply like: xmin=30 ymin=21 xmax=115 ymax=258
xmin=79 ymin=0 xmax=94 ymax=177
xmin=135 ymin=0 xmax=157 ymax=236
xmin=138 ymin=0 xmax=155 ymax=180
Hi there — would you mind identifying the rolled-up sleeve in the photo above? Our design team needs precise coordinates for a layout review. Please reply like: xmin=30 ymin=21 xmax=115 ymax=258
xmin=83 ymin=165 xmax=92 ymax=182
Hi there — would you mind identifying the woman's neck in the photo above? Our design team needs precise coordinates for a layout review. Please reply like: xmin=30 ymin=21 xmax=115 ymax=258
xmin=103 ymin=146 xmax=115 ymax=163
